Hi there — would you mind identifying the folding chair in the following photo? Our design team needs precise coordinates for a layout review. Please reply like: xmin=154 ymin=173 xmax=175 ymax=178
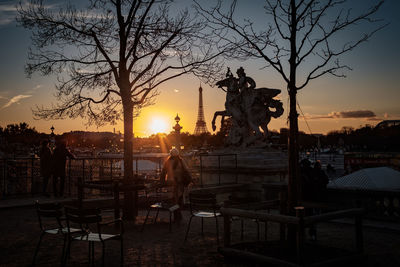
xmin=32 ymin=201 xmax=81 ymax=266
xmin=64 ymin=206 xmax=124 ymax=266
xmin=141 ymin=182 xmax=179 ymax=232
xmin=184 ymin=191 xmax=221 ymax=244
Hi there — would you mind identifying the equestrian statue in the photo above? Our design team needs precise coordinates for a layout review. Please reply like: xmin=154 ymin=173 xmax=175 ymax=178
xmin=212 ymin=67 xmax=284 ymax=147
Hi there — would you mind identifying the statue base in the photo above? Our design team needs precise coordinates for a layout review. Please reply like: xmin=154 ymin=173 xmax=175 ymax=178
xmin=196 ymin=147 xmax=288 ymax=200
xmin=198 ymin=147 xmax=286 ymax=180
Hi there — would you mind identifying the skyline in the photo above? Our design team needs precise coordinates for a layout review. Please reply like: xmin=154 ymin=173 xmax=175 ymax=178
xmin=0 ymin=0 xmax=399 ymax=137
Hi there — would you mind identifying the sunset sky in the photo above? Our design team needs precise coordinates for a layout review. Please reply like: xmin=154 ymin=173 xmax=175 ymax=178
xmin=0 ymin=0 xmax=399 ymax=137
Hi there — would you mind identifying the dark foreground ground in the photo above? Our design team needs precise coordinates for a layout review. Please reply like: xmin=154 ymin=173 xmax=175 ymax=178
xmin=0 ymin=204 xmax=400 ymax=266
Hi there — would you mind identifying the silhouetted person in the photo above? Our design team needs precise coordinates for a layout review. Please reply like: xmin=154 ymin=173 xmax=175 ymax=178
xmin=326 ymin=163 xmax=336 ymax=177
xmin=300 ymin=158 xmax=314 ymax=201
xmin=312 ymin=161 xmax=329 ymax=201
xmin=39 ymin=140 xmax=52 ymax=197
xmin=160 ymin=148 xmax=192 ymax=222
xmin=52 ymin=141 xmax=75 ymax=197
xmin=302 ymin=161 xmax=329 ymax=240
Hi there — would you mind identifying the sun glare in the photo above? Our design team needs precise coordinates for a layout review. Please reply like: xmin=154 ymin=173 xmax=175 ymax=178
xmin=149 ymin=117 xmax=168 ymax=135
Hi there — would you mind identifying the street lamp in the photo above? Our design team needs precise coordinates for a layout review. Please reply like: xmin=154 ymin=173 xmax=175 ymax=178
xmin=50 ymin=125 xmax=55 ymax=150
xmin=173 ymin=114 xmax=182 ymax=152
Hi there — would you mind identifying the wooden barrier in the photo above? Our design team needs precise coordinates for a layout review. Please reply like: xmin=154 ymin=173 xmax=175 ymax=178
xmin=220 ymin=206 xmax=365 ymax=265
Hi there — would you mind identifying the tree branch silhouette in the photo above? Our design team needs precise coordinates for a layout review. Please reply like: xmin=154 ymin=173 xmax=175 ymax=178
xmin=195 ymin=0 xmax=386 ymax=230
xmin=18 ymin=0 xmax=223 ymax=219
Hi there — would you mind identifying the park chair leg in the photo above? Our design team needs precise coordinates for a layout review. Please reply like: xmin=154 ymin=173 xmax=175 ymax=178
xmin=120 ymin=238 xmax=124 ymax=267
xmin=102 ymin=242 xmax=105 ymax=267
xmin=169 ymin=212 xmax=172 ymax=232
xmin=240 ymin=219 xmax=244 ymax=241
xmin=154 ymin=208 xmax=160 ymax=224
xmin=93 ymin=242 xmax=96 ymax=267
xmin=32 ymin=232 xmax=45 ymax=266
xmin=184 ymin=216 xmax=194 ymax=242
xmin=201 ymin=218 xmax=204 ymax=236
xmin=88 ymin=242 xmax=92 ymax=266
xmin=215 ymin=216 xmax=219 ymax=245
xmin=141 ymin=208 xmax=152 ymax=232
xmin=62 ymin=238 xmax=72 ymax=267
xmin=61 ymin=235 xmax=67 ymax=264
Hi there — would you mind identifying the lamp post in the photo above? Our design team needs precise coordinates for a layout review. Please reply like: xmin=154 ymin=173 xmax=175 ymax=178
xmin=173 ymin=114 xmax=182 ymax=152
xmin=50 ymin=125 xmax=55 ymax=150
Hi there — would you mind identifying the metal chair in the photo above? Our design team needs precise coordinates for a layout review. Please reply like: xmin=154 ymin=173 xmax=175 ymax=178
xmin=184 ymin=191 xmax=221 ymax=244
xmin=64 ymin=206 xmax=124 ymax=266
xmin=224 ymin=196 xmax=272 ymax=241
xmin=141 ymin=182 xmax=178 ymax=232
xmin=32 ymin=201 xmax=81 ymax=266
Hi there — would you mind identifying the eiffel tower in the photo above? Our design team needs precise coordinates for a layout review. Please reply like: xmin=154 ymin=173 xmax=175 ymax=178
xmin=194 ymin=85 xmax=209 ymax=135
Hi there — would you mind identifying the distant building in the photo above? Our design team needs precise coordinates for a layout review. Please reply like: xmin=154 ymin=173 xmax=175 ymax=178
xmin=344 ymin=152 xmax=400 ymax=172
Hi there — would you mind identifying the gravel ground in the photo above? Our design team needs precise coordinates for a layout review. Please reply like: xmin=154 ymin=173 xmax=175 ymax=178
xmin=0 ymin=206 xmax=399 ymax=266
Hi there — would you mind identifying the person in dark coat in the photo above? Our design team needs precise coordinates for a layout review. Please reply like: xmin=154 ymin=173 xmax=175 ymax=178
xmin=300 ymin=158 xmax=314 ymax=201
xmin=52 ymin=140 xmax=75 ymax=197
xmin=160 ymin=148 xmax=192 ymax=222
xmin=39 ymin=140 xmax=52 ymax=197
xmin=302 ymin=160 xmax=329 ymax=240
xmin=312 ymin=161 xmax=329 ymax=201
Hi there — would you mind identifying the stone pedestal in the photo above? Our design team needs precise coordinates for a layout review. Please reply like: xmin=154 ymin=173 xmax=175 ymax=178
xmin=198 ymin=148 xmax=288 ymax=200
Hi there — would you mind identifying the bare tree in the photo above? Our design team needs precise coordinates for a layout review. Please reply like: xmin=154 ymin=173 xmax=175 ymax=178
xmin=195 ymin=0 xmax=385 ymax=213
xmin=18 ymin=0 xmax=222 ymax=219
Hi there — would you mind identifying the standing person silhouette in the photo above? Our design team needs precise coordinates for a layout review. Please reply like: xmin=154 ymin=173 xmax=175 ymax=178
xmin=160 ymin=148 xmax=192 ymax=222
xmin=302 ymin=160 xmax=329 ymax=240
xmin=39 ymin=140 xmax=52 ymax=197
xmin=52 ymin=140 xmax=75 ymax=197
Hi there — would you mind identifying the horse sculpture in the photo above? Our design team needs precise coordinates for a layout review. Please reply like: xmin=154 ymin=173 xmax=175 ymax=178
xmin=212 ymin=68 xmax=284 ymax=146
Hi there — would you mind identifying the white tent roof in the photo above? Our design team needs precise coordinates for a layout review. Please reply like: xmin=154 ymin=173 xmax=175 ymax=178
xmin=328 ymin=167 xmax=400 ymax=191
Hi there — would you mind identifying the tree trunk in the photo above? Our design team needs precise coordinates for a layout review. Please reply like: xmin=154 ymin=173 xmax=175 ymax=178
xmin=288 ymin=0 xmax=300 ymax=215
xmin=288 ymin=85 xmax=300 ymax=212
xmin=122 ymin=103 xmax=136 ymax=220
xmin=287 ymin=0 xmax=301 ymax=252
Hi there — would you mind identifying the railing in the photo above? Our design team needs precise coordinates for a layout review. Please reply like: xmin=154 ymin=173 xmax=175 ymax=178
xmin=325 ymin=188 xmax=400 ymax=221
xmin=0 ymin=157 xmax=39 ymax=197
xmin=198 ymin=153 xmax=238 ymax=186
xmin=220 ymin=206 xmax=365 ymax=265
xmin=0 ymin=155 xmax=168 ymax=198
xmin=262 ymin=182 xmax=400 ymax=222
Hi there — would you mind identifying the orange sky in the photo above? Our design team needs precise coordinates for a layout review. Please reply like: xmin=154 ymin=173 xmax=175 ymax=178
xmin=0 ymin=0 xmax=399 ymax=137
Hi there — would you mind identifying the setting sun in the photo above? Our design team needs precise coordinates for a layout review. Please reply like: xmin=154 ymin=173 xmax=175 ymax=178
xmin=149 ymin=117 xmax=168 ymax=135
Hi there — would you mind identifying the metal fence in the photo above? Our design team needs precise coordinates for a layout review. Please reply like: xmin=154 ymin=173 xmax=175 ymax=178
xmin=198 ymin=153 xmax=238 ymax=186
xmin=0 ymin=156 xmax=167 ymax=198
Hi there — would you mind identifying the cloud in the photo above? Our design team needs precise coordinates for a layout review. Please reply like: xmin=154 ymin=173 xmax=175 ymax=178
xmin=0 ymin=2 xmax=17 ymax=26
xmin=1 ymin=94 xmax=32 ymax=109
xmin=332 ymin=110 xmax=376 ymax=118
xmin=0 ymin=1 xmax=59 ymax=26
xmin=304 ymin=110 xmax=377 ymax=120
xmin=0 ymin=2 xmax=16 ymax=12
xmin=27 ymin=84 xmax=42 ymax=94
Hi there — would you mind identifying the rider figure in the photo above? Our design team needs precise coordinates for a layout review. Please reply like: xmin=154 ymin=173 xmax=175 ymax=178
xmin=236 ymin=67 xmax=256 ymax=93
xmin=236 ymin=67 xmax=248 ymax=92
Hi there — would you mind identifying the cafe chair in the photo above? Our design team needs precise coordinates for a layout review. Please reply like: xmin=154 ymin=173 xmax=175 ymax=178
xmin=184 ymin=191 xmax=221 ymax=245
xmin=32 ymin=201 xmax=81 ymax=266
xmin=64 ymin=206 xmax=124 ymax=266
xmin=141 ymin=182 xmax=178 ymax=232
